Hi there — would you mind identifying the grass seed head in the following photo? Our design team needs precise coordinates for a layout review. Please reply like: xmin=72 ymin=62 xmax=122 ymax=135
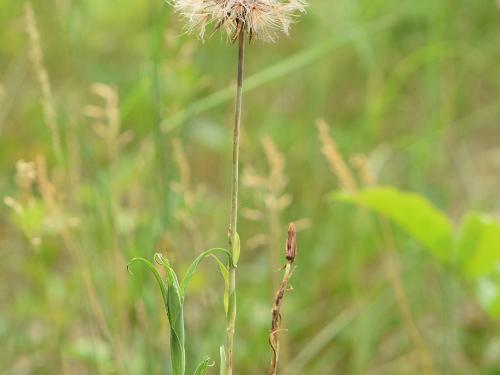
xmin=170 ymin=0 xmax=307 ymax=42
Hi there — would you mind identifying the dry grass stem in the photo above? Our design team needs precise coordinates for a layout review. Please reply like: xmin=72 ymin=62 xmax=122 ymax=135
xmin=350 ymin=153 xmax=376 ymax=187
xmin=24 ymin=3 xmax=62 ymax=160
xmin=242 ymin=136 xmax=291 ymax=257
xmin=316 ymin=119 xmax=358 ymax=192
xmin=84 ymin=83 xmax=133 ymax=161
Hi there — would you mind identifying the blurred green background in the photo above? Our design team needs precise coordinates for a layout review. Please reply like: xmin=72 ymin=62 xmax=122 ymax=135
xmin=1 ymin=0 xmax=500 ymax=374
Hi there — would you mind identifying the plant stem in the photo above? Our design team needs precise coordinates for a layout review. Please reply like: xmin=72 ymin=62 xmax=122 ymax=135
xmin=269 ymin=262 xmax=294 ymax=375
xmin=226 ymin=29 xmax=245 ymax=375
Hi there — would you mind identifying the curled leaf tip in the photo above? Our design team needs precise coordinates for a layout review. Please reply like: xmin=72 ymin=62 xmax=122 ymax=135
xmin=126 ymin=264 xmax=134 ymax=276
xmin=127 ymin=258 xmax=141 ymax=275
xmin=154 ymin=252 xmax=168 ymax=265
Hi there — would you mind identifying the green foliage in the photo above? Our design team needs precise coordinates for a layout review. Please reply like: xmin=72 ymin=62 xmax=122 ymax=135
xmin=128 ymin=256 xmax=185 ymax=375
xmin=334 ymin=186 xmax=454 ymax=262
xmin=128 ymin=250 xmax=232 ymax=375
xmin=2 ymin=0 xmax=500 ymax=373
xmin=335 ymin=186 xmax=500 ymax=318
xmin=457 ymin=213 xmax=500 ymax=279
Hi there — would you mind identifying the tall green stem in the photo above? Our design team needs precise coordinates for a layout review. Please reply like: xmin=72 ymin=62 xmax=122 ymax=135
xmin=226 ymin=29 xmax=245 ymax=375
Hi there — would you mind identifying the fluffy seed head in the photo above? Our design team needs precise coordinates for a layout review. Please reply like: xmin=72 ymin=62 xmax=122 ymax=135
xmin=170 ymin=0 xmax=307 ymax=42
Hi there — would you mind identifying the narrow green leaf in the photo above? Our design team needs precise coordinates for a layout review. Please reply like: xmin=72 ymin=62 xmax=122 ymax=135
xmin=154 ymin=254 xmax=186 ymax=375
xmin=334 ymin=186 xmax=454 ymax=262
xmin=232 ymin=233 xmax=241 ymax=267
xmin=194 ymin=356 xmax=213 ymax=375
xmin=127 ymin=258 xmax=169 ymax=313
xmin=457 ymin=213 xmax=500 ymax=278
xmin=219 ymin=346 xmax=227 ymax=375
xmin=180 ymin=248 xmax=232 ymax=299
xmin=210 ymin=254 xmax=230 ymax=315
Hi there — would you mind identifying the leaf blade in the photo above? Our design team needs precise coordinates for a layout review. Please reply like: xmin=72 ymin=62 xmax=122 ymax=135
xmin=180 ymin=248 xmax=232 ymax=299
xmin=457 ymin=213 xmax=500 ymax=278
xmin=127 ymin=257 xmax=169 ymax=312
xmin=334 ymin=186 xmax=454 ymax=261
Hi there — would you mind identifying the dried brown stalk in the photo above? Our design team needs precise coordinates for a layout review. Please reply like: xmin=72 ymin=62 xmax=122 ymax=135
xmin=269 ymin=223 xmax=297 ymax=375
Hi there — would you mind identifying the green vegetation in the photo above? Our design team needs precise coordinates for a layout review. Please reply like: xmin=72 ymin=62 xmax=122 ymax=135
xmin=1 ymin=1 xmax=500 ymax=374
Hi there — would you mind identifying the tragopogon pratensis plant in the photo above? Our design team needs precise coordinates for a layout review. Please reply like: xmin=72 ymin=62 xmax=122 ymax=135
xmin=174 ymin=1 xmax=306 ymax=373
xmin=130 ymin=1 xmax=306 ymax=374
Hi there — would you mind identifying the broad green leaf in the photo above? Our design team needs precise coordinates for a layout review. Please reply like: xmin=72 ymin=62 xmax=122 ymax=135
xmin=194 ymin=356 xmax=213 ymax=375
xmin=457 ymin=213 xmax=500 ymax=278
xmin=232 ymin=233 xmax=241 ymax=267
xmin=219 ymin=346 xmax=227 ymax=375
xmin=334 ymin=186 xmax=454 ymax=262
xmin=180 ymin=248 xmax=232 ymax=299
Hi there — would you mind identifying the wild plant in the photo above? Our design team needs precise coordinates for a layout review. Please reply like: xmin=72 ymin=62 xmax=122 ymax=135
xmin=317 ymin=119 xmax=500 ymax=372
xmin=317 ymin=119 xmax=436 ymax=374
xmin=128 ymin=1 xmax=306 ymax=374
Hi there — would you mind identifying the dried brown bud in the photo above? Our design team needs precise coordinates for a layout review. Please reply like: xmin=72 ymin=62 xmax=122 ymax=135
xmin=285 ymin=222 xmax=297 ymax=262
